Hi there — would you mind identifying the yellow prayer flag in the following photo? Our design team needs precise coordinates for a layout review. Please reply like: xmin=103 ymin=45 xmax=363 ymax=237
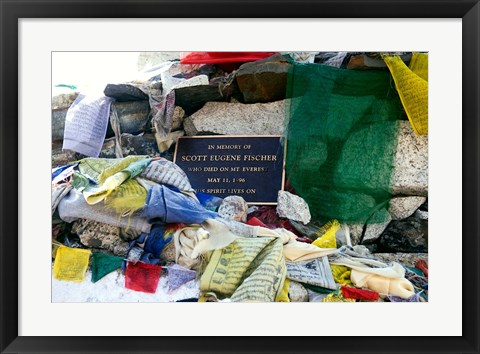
xmin=275 ymin=278 xmax=291 ymax=302
xmin=330 ymin=264 xmax=353 ymax=286
xmin=312 ymin=220 xmax=339 ymax=249
xmin=53 ymin=247 xmax=91 ymax=282
xmin=383 ymin=55 xmax=428 ymax=135
xmin=409 ymin=52 xmax=428 ymax=81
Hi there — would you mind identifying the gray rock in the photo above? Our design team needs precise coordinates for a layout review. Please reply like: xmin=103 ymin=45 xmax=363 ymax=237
xmin=52 ymin=141 xmax=77 ymax=167
xmin=277 ymin=191 xmax=311 ymax=225
xmin=362 ymin=209 xmax=392 ymax=243
xmin=104 ymin=83 xmax=148 ymax=101
xmin=100 ymin=133 xmax=160 ymax=158
xmin=289 ymin=220 xmax=328 ymax=240
xmin=335 ymin=225 xmax=351 ymax=247
xmin=347 ymin=224 xmax=364 ymax=246
xmin=160 ymin=242 xmax=176 ymax=263
xmin=414 ymin=209 xmax=428 ymax=220
xmin=376 ymin=217 xmax=427 ymax=253
xmin=183 ymin=100 xmax=286 ymax=136
xmin=174 ymin=78 xmax=241 ymax=116
xmin=52 ymin=100 xmax=151 ymax=142
xmin=172 ymin=106 xmax=185 ymax=131
xmin=72 ymin=219 xmax=129 ymax=257
xmin=391 ymin=121 xmax=428 ymax=196
xmin=389 ymin=196 xmax=427 ymax=220
xmin=288 ymin=281 xmax=309 ymax=302
xmin=352 ymin=245 xmax=371 ymax=256
xmin=236 ymin=54 xmax=290 ymax=103
xmin=218 ymin=196 xmax=249 ymax=223
xmin=112 ymin=100 xmax=151 ymax=135
xmin=52 ymin=92 xmax=78 ymax=110
xmin=373 ymin=253 xmax=428 ymax=267
xmin=120 ymin=228 xmax=142 ymax=242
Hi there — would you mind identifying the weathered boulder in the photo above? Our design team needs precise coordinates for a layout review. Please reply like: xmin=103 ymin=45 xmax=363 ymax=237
xmin=362 ymin=209 xmax=392 ymax=243
xmin=391 ymin=121 xmax=428 ymax=196
xmin=52 ymin=92 xmax=79 ymax=110
xmin=174 ymin=78 xmax=241 ymax=116
xmin=373 ymin=252 xmax=428 ymax=267
xmin=288 ymin=281 xmax=309 ymax=302
xmin=52 ymin=141 xmax=77 ymax=167
xmin=100 ymin=133 xmax=160 ymax=158
xmin=277 ymin=191 xmax=311 ymax=225
xmin=218 ymin=196 xmax=249 ymax=223
xmin=288 ymin=220 xmax=329 ymax=240
xmin=376 ymin=217 xmax=427 ymax=253
xmin=172 ymin=106 xmax=185 ymax=131
xmin=104 ymin=83 xmax=148 ymax=101
xmin=389 ymin=196 xmax=427 ymax=220
xmin=52 ymin=100 xmax=151 ymax=142
xmin=184 ymin=100 xmax=286 ymax=136
xmin=347 ymin=224 xmax=364 ymax=246
xmin=235 ymin=54 xmax=290 ymax=103
xmin=72 ymin=219 xmax=129 ymax=257
xmin=346 ymin=53 xmax=412 ymax=70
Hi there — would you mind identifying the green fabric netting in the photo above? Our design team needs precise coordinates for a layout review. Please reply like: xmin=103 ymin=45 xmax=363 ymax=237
xmin=285 ymin=61 xmax=405 ymax=224
xmin=91 ymin=253 xmax=123 ymax=283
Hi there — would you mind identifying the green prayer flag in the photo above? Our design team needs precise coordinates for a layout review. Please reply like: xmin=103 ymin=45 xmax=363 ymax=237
xmin=91 ymin=253 xmax=123 ymax=283
xmin=285 ymin=61 xmax=405 ymax=224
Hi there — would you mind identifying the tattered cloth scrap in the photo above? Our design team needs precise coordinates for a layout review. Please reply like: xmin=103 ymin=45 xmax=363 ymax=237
xmin=329 ymin=246 xmax=415 ymax=298
xmin=200 ymin=237 xmax=286 ymax=302
xmin=142 ymin=184 xmax=217 ymax=225
xmin=127 ymin=224 xmax=173 ymax=264
xmin=52 ymin=184 xmax=73 ymax=215
xmin=383 ymin=54 xmax=428 ymax=135
xmin=51 ymin=240 xmax=64 ymax=259
xmin=341 ymin=285 xmax=379 ymax=301
xmin=52 ymin=163 xmax=77 ymax=186
xmin=139 ymin=158 xmax=194 ymax=192
xmin=173 ymin=219 xmax=239 ymax=270
xmin=91 ymin=253 xmax=123 ymax=283
xmin=58 ymin=189 xmax=151 ymax=234
xmin=53 ymin=246 xmax=91 ymax=282
xmin=321 ymin=292 xmax=356 ymax=303
xmin=312 ymin=220 xmax=340 ymax=249
xmin=216 ymin=218 xmax=338 ymax=262
xmin=330 ymin=264 xmax=353 ymax=286
xmin=388 ymin=293 xmax=422 ymax=302
xmin=286 ymin=257 xmax=336 ymax=289
xmin=167 ymin=264 xmax=197 ymax=292
xmin=415 ymin=259 xmax=428 ymax=277
xmin=79 ymin=156 xmax=146 ymax=183
xmin=80 ymin=156 xmax=151 ymax=216
xmin=62 ymin=94 xmax=113 ymax=157
xmin=218 ymin=218 xmax=338 ymax=262
xmin=125 ymin=261 xmax=162 ymax=293
xmin=350 ymin=269 xmax=415 ymax=299
xmin=282 ymin=240 xmax=337 ymax=262
xmin=276 ymin=278 xmax=291 ymax=302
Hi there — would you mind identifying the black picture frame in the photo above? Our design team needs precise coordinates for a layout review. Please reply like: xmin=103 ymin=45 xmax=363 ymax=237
xmin=1 ymin=1 xmax=479 ymax=353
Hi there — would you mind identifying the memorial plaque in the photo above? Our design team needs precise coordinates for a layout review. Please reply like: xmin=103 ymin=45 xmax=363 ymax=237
xmin=174 ymin=135 xmax=285 ymax=204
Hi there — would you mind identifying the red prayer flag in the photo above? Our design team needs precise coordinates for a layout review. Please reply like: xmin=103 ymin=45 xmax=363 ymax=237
xmin=125 ymin=262 xmax=162 ymax=294
xmin=247 ymin=217 xmax=267 ymax=227
xmin=415 ymin=260 xmax=428 ymax=277
xmin=341 ymin=285 xmax=379 ymax=301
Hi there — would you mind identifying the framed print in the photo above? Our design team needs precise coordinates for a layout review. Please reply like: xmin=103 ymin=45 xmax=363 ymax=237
xmin=1 ymin=1 xmax=479 ymax=354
